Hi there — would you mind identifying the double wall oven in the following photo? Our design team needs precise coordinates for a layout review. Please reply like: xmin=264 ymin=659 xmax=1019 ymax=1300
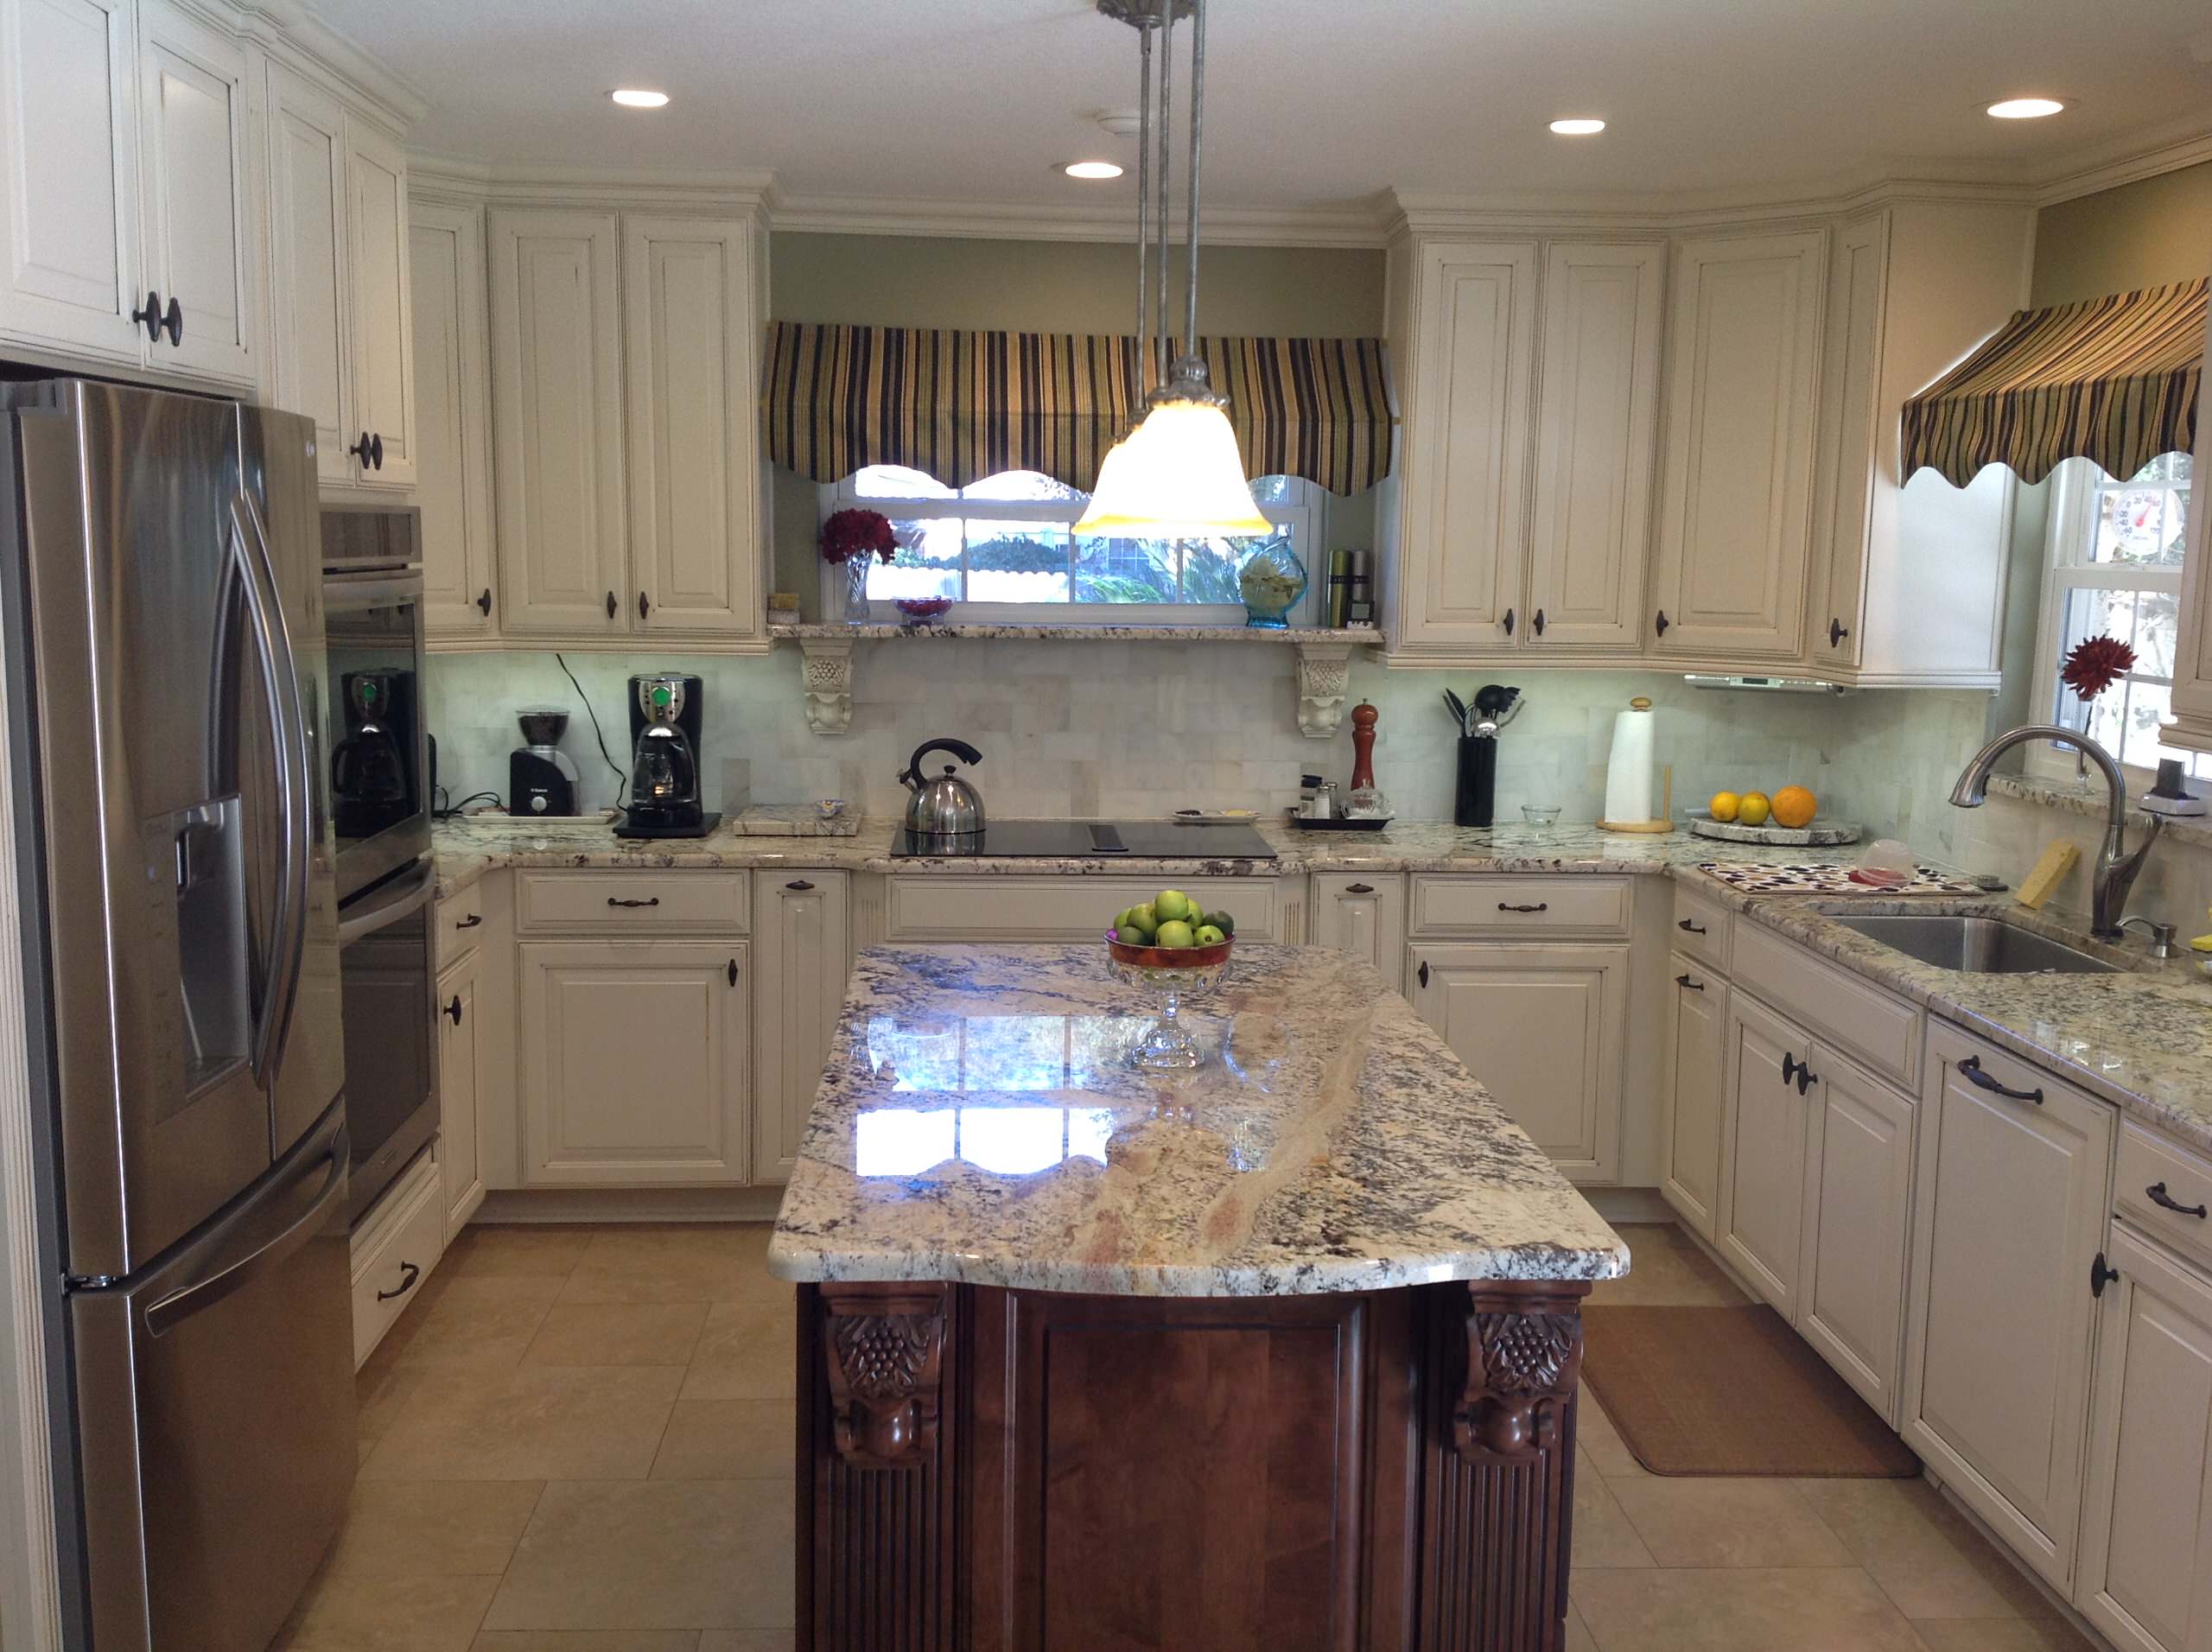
xmin=321 ymin=501 xmax=436 ymax=1222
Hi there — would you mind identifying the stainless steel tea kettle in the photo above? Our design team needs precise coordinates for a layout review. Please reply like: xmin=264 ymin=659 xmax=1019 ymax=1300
xmin=898 ymin=737 xmax=985 ymax=836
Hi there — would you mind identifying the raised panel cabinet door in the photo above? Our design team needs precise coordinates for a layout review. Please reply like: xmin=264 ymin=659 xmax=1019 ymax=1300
xmin=1904 ymin=1024 xmax=2114 ymax=1589
xmin=1649 ymin=227 xmax=1827 ymax=658
xmin=1409 ymin=943 xmax=1624 ymax=1180
xmin=1715 ymin=989 xmax=1811 ymax=1316
xmin=1526 ymin=240 xmax=1665 ymax=650
xmin=263 ymin=62 xmax=350 ymax=486
xmin=518 ymin=940 xmax=749 ymax=1185
xmin=750 ymin=871 xmax=849 ymax=1184
xmin=623 ymin=213 xmax=762 ymax=636
xmin=435 ymin=950 xmax=484 ymax=1242
xmin=1309 ymin=873 xmax=1407 ymax=994
xmin=489 ymin=208 xmax=626 ymax=635
xmin=134 ymin=0 xmax=252 ymax=384
xmin=411 ymin=201 xmax=497 ymax=638
xmin=1400 ymin=239 xmax=1539 ymax=650
xmin=1661 ymin=951 xmax=1724 ymax=1241
xmin=342 ymin=113 xmax=414 ymax=487
xmin=1808 ymin=213 xmax=1886 ymax=670
xmin=2076 ymin=1223 xmax=2212 ymax=1652
xmin=0 ymin=0 xmax=140 ymax=362
xmin=1796 ymin=1042 xmax=1914 ymax=1423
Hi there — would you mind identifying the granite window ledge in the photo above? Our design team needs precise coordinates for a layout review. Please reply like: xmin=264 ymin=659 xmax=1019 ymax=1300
xmin=1984 ymin=772 xmax=2212 ymax=852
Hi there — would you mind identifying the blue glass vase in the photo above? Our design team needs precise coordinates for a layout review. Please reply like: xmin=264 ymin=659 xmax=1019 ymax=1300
xmin=1236 ymin=538 xmax=1306 ymax=629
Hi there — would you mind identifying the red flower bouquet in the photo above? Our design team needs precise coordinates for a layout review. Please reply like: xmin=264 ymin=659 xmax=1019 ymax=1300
xmin=819 ymin=507 xmax=899 ymax=566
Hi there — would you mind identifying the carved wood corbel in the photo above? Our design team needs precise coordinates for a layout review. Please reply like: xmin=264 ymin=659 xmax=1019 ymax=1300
xmin=1452 ymin=1281 xmax=1588 ymax=1464
xmin=820 ymin=1284 xmax=948 ymax=1468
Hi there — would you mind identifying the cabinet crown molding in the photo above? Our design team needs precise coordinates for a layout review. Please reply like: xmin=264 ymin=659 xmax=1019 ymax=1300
xmin=231 ymin=0 xmax=431 ymax=126
xmin=410 ymin=152 xmax=774 ymax=213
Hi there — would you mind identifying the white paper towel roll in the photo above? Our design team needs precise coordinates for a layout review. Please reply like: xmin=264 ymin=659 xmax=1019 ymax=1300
xmin=1604 ymin=700 xmax=1656 ymax=824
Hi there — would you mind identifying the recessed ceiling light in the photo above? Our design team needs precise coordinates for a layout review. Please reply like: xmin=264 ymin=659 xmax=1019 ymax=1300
xmin=1548 ymin=118 xmax=1607 ymax=137
xmin=1986 ymin=97 xmax=2064 ymax=119
xmin=1063 ymin=160 xmax=1124 ymax=180
xmin=610 ymin=88 xmax=670 ymax=110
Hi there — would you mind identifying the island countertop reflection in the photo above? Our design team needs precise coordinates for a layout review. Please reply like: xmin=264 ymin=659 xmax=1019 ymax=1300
xmin=766 ymin=943 xmax=1628 ymax=1298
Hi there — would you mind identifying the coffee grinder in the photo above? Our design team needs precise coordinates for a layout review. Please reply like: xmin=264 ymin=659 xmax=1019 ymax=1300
xmin=507 ymin=706 xmax=580 ymax=816
xmin=614 ymin=674 xmax=718 ymax=838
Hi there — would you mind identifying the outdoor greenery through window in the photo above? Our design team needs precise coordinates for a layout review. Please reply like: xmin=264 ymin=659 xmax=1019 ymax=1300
xmin=2033 ymin=452 xmax=2202 ymax=778
xmin=826 ymin=467 xmax=1317 ymax=618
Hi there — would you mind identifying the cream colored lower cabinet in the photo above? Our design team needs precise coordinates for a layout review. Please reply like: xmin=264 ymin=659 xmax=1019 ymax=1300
xmin=1716 ymin=990 xmax=1811 ymax=1316
xmin=2076 ymin=1222 xmax=2212 ymax=1652
xmin=518 ymin=939 xmax=750 ymax=1185
xmin=1904 ymin=1020 xmax=2115 ymax=1591
xmin=1309 ymin=873 xmax=1407 ymax=994
xmin=1661 ymin=952 xmax=1726 ymax=1241
xmin=1408 ymin=943 xmax=1625 ymax=1180
xmin=434 ymin=947 xmax=485 ymax=1240
xmin=750 ymin=871 xmax=850 ymax=1185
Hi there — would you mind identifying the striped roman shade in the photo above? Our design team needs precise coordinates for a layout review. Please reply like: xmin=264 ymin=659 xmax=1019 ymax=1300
xmin=760 ymin=324 xmax=1395 ymax=496
xmin=1902 ymin=277 xmax=2205 ymax=488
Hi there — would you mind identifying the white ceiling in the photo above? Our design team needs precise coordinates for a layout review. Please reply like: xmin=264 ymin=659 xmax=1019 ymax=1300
xmin=315 ymin=0 xmax=2212 ymax=213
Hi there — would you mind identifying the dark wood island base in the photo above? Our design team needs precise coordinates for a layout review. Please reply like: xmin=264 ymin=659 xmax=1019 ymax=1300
xmin=794 ymin=1276 xmax=1591 ymax=1652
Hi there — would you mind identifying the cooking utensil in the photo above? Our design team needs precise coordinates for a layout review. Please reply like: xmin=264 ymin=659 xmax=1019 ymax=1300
xmin=897 ymin=737 xmax=986 ymax=836
xmin=1443 ymin=689 xmax=1471 ymax=735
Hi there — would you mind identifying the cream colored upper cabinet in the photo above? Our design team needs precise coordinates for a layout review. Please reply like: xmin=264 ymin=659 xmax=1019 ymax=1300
xmin=1649 ymin=226 xmax=1827 ymax=658
xmin=489 ymin=208 xmax=626 ymax=636
xmin=0 ymin=0 xmax=142 ymax=364
xmin=134 ymin=0 xmax=251 ymax=384
xmin=1526 ymin=241 xmax=1664 ymax=650
xmin=2161 ymin=285 xmax=2212 ymax=753
xmin=341 ymin=113 xmax=413 ymax=487
xmin=264 ymin=61 xmax=349 ymax=486
xmin=412 ymin=200 xmax=496 ymax=639
xmin=622 ymin=213 xmax=761 ymax=637
xmin=1390 ymin=239 xmax=1538 ymax=652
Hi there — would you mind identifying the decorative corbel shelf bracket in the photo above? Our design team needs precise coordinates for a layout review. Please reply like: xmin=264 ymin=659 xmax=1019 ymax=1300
xmin=798 ymin=636 xmax=855 ymax=735
xmin=1452 ymin=1281 xmax=1587 ymax=1465
xmin=1296 ymin=640 xmax=1356 ymax=739
xmin=821 ymin=1284 xmax=949 ymax=1468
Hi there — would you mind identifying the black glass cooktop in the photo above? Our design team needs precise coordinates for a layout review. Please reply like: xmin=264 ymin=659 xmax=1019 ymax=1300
xmin=889 ymin=820 xmax=1276 ymax=860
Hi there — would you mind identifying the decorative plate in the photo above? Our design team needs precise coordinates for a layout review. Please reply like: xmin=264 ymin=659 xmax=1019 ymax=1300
xmin=1687 ymin=811 xmax=1863 ymax=847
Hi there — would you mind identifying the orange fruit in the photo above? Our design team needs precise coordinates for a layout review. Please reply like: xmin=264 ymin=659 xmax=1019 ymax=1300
xmin=1771 ymin=785 xmax=1818 ymax=829
xmin=1738 ymin=791 xmax=1771 ymax=827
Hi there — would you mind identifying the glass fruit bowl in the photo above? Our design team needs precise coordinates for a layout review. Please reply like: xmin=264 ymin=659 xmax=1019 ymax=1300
xmin=1105 ymin=930 xmax=1233 ymax=1070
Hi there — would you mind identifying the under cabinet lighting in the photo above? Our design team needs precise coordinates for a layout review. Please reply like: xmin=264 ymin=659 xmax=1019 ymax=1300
xmin=1063 ymin=160 xmax=1125 ymax=180
xmin=610 ymin=88 xmax=671 ymax=109
xmin=1986 ymin=98 xmax=2063 ymax=118
xmin=1548 ymin=118 xmax=1606 ymax=136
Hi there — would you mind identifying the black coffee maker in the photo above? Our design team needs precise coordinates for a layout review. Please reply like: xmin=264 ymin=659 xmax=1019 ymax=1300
xmin=614 ymin=674 xmax=718 ymax=838
xmin=331 ymin=670 xmax=416 ymax=838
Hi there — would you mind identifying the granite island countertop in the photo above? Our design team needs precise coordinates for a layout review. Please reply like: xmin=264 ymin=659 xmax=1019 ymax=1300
xmin=765 ymin=943 xmax=1629 ymax=1297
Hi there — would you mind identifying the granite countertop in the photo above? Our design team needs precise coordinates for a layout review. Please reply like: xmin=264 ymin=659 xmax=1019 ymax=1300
xmin=766 ymin=943 xmax=1629 ymax=1297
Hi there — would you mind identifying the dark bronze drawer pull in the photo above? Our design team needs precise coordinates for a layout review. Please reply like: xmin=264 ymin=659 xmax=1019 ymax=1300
xmin=454 ymin=913 xmax=483 ymax=930
xmin=376 ymin=1261 xmax=421 ymax=1302
xmin=1958 ymin=1055 xmax=2041 ymax=1104
xmin=785 ymin=879 xmax=815 ymax=892
xmin=607 ymin=896 xmax=660 ymax=908
xmin=1678 ymin=918 xmax=1707 ymax=935
xmin=2147 ymin=1182 xmax=2209 ymax=1219
xmin=1675 ymin=973 xmax=1703 ymax=991
xmin=1497 ymin=902 xmax=1548 ymax=913
xmin=1344 ymin=882 xmax=1375 ymax=895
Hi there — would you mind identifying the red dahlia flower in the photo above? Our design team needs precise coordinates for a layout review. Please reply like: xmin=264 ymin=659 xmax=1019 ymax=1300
xmin=2060 ymin=633 xmax=2138 ymax=702
xmin=819 ymin=507 xmax=899 ymax=566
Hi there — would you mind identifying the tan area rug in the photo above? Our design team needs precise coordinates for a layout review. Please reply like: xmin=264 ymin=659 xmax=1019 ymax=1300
xmin=1582 ymin=1303 xmax=1921 ymax=1477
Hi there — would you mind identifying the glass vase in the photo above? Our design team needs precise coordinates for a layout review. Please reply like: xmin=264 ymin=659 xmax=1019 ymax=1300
xmin=843 ymin=556 xmax=872 ymax=623
xmin=1236 ymin=537 xmax=1307 ymax=629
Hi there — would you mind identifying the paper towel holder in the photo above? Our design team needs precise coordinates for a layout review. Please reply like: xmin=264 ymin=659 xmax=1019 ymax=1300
xmin=1599 ymin=696 xmax=1676 ymax=835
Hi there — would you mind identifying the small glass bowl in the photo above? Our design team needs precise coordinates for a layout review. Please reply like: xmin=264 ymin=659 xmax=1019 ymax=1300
xmin=816 ymin=798 xmax=847 ymax=820
xmin=1522 ymin=804 xmax=1562 ymax=831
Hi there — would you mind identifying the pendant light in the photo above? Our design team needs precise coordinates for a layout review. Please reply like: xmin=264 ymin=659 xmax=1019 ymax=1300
xmin=1076 ymin=0 xmax=1272 ymax=539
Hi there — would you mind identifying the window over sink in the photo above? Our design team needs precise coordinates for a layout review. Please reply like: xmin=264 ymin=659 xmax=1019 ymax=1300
xmin=819 ymin=467 xmax=1320 ymax=624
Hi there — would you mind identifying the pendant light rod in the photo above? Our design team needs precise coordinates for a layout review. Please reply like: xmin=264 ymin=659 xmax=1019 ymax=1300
xmin=1183 ymin=0 xmax=1204 ymax=356
xmin=1135 ymin=18 xmax=1152 ymax=351
xmin=1154 ymin=0 xmax=1173 ymax=387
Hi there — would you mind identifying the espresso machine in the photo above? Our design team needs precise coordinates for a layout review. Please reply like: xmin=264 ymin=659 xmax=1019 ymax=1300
xmin=331 ymin=669 xmax=416 ymax=838
xmin=615 ymin=673 xmax=717 ymax=838
xmin=508 ymin=706 xmax=581 ymax=816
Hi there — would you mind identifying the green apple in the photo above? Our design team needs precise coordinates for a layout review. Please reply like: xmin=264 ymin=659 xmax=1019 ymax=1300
xmin=1113 ymin=905 xmax=1141 ymax=936
xmin=1154 ymin=889 xmax=1195 ymax=923
xmin=1125 ymin=902 xmax=1159 ymax=937
xmin=1194 ymin=924 xmax=1226 ymax=945
xmin=1202 ymin=909 xmax=1236 ymax=937
xmin=1154 ymin=918 xmax=1196 ymax=950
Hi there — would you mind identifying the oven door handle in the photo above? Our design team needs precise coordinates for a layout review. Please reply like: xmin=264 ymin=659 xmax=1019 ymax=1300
xmin=337 ymin=861 xmax=436 ymax=944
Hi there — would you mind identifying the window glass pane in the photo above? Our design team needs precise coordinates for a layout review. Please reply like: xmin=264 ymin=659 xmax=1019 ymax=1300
xmin=964 ymin=520 xmax=1071 ymax=602
xmin=1248 ymin=474 xmax=1298 ymax=505
xmin=854 ymin=464 xmax=956 ymax=501
xmin=1184 ymin=537 xmax=1255 ymax=604
xmin=865 ymin=518 xmax=961 ymax=600
xmin=1073 ymin=536 xmax=1178 ymax=603
xmin=2131 ymin=452 xmax=2192 ymax=486
xmin=961 ymin=469 xmax=1083 ymax=504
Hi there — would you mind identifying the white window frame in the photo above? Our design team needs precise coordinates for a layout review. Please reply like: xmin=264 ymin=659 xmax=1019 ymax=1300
xmin=817 ymin=469 xmax=1325 ymax=627
xmin=2026 ymin=454 xmax=2201 ymax=785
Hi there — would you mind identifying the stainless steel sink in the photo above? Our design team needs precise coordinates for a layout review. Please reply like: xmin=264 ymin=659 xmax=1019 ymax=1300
xmin=1826 ymin=914 xmax=2121 ymax=975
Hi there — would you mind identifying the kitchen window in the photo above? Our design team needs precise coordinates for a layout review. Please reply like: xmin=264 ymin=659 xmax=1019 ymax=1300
xmin=2029 ymin=451 xmax=2202 ymax=781
xmin=822 ymin=467 xmax=1320 ymax=624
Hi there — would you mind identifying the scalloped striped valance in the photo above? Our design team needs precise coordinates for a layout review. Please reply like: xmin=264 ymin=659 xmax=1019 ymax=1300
xmin=760 ymin=324 xmax=1395 ymax=496
xmin=1902 ymin=278 xmax=2205 ymax=488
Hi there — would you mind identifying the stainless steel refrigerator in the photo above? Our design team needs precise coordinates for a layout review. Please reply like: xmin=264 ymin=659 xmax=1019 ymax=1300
xmin=0 ymin=379 xmax=354 ymax=1649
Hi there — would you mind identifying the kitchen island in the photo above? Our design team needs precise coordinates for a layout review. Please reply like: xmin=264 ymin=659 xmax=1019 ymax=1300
xmin=769 ymin=943 xmax=1627 ymax=1652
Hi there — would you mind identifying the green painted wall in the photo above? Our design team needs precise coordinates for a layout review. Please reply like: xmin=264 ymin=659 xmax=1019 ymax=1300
xmin=763 ymin=232 xmax=1389 ymax=611
xmin=2031 ymin=159 xmax=2212 ymax=307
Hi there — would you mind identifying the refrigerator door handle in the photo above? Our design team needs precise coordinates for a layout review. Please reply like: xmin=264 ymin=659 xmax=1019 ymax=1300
xmin=142 ymin=1122 xmax=349 ymax=1337
xmin=336 ymin=860 xmax=435 ymax=944
xmin=231 ymin=492 xmax=312 ymax=1090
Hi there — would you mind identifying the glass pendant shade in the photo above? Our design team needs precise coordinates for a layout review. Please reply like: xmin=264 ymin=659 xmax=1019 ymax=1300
xmin=1074 ymin=397 xmax=1272 ymax=538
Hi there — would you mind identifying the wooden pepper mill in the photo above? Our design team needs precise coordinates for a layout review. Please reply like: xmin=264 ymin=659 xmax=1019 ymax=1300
xmin=1350 ymin=700 xmax=1379 ymax=791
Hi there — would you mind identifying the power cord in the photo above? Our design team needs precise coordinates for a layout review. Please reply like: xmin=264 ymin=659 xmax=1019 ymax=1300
xmin=556 ymin=651 xmax=630 ymax=810
xmin=435 ymin=788 xmax=503 ymax=821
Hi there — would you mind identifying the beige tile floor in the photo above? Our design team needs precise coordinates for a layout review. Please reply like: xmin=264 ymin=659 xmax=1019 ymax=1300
xmin=289 ymin=1219 xmax=2099 ymax=1651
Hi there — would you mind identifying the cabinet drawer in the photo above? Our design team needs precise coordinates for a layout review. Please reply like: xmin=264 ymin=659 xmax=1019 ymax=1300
xmin=1732 ymin=918 xmax=1919 ymax=1089
xmin=1671 ymin=881 xmax=1732 ymax=974
xmin=515 ymin=870 xmax=749 ymax=934
xmin=349 ymin=1151 xmax=444 ymax=1369
xmin=435 ymin=889 xmax=487 ymax=971
xmin=2116 ymin=1123 xmax=2212 ymax=1276
xmin=1408 ymin=875 xmax=1630 ymax=939
xmin=886 ymin=875 xmax=1281 ymax=943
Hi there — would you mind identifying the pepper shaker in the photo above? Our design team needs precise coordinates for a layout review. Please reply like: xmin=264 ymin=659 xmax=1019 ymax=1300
xmin=1350 ymin=700 xmax=1378 ymax=792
